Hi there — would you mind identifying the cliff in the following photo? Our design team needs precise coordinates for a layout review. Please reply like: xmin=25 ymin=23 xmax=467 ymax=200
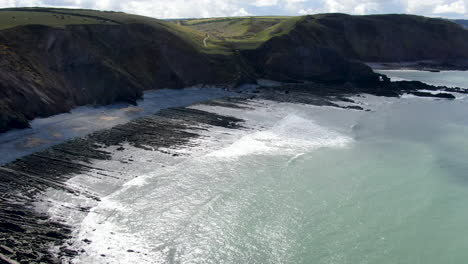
xmin=294 ymin=14 xmax=468 ymax=63
xmin=2 ymin=9 xmax=468 ymax=133
xmin=237 ymin=14 xmax=468 ymax=82
xmin=186 ymin=14 xmax=468 ymax=64
xmin=0 ymin=9 xmax=241 ymax=132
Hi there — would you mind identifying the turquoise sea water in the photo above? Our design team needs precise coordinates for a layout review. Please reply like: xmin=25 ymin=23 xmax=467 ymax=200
xmin=377 ymin=70 xmax=468 ymax=88
xmin=60 ymin=72 xmax=468 ymax=263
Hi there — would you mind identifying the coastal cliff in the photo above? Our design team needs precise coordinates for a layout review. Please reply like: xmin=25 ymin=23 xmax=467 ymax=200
xmin=1 ymin=9 xmax=468 ymax=133
xmin=188 ymin=14 xmax=468 ymax=67
xmin=295 ymin=14 xmax=468 ymax=63
xmin=238 ymin=14 xmax=468 ymax=82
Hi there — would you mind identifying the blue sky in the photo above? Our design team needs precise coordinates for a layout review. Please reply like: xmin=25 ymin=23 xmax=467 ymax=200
xmin=1 ymin=0 xmax=467 ymax=19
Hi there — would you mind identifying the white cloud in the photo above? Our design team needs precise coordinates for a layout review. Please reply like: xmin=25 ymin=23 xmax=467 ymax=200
xmin=0 ymin=0 xmax=40 ymax=8
xmin=354 ymin=2 xmax=379 ymax=15
xmin=434 ymin=0 xmax=466 ymax=13
xmin=253 ymin=0 xmax=278 ymax=7
xmin=118 ymin=0 xmax=255 ymax=18
xmin=1 ymin=0 xmax=467 ymax=18
xmin=298 ymin=8 xmax=316 ymax=15
xmin=403 ymin=0 xmax=444 ymax=13
xmin=233 ymin=7 xmax=250 ymax=16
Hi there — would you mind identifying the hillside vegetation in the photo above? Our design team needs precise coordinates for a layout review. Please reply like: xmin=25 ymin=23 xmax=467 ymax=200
xmin=0 ymin=9 xmax=114 ymax=29
xmin=2 ymin=9 xmax=467 ymax=58
xmin=0 ymin=9 xmax=303 ymax=54
xmin=176 ymin=13 xmax=468 ymax=61
xmin=294 ymin=14 xmax=468 ymax=62
xmin=0 ymin=8 xmax=244 ymax=133
xmin=174 ymin=16 xmax=302 ymax=50
xmin=0 ymin=8 xmax=231 ymax=54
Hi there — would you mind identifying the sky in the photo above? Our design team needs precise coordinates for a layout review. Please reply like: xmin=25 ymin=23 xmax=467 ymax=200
xmin=0 ymin=0 xmax=467 ymax=19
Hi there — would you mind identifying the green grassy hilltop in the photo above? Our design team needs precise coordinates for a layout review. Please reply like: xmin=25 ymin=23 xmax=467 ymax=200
xmin=173 ymin=16 xmax=303 ymax=50
xmin=1 ymin=8 xmax=467 ymax=57
xmin=173 ymin=13 xmax=468 ymax=58
xmin=0 ymin=8 xmax=115 ymax=29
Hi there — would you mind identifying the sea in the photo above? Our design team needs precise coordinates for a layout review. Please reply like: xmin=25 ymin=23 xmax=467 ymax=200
xmin=6 ymin=71 xmax=468 ymax=263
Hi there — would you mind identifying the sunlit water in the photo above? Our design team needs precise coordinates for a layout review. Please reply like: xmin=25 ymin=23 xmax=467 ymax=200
xmin=51 ymin=71 xmax=468 ymax=264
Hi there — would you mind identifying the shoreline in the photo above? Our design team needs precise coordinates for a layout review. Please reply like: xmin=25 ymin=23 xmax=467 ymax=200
xmin=0 ymin=98 xmax=249 ymax=264
xmin=0 ymin=87 xmax=234 ymax=166
xmin=4 ymin=76 xmax=464 ymax=166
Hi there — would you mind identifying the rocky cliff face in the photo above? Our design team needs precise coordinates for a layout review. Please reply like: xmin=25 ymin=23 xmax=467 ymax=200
xmin=239 ymin=13 xmax=468 ymax=84
xmin=242 ymin=29 xmax=380 ymax=84
xmin=295 ymin=14 xmax=468 ymax=63
xmin=0 ymin=23 xmax=239 ymax=132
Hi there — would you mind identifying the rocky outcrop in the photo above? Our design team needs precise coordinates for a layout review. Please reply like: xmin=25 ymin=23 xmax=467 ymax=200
xmin=255 ymin=78 xmax=467 ymax=102
xmin=0 ymin=23 xmax=239 ymax=133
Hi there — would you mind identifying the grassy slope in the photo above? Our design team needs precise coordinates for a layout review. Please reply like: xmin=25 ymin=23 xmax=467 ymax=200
xmin=1 ymin=9 xmax=464 ymax=56
xmin=0 ymin=8 xmax=304 ymax=54
xmin=0 ymin=9 xmax=114 ymax=29
xmin=177 ymin=13 xmax=468 ymax=55
xmin=174 ymin=16 xmax=303 ymax=50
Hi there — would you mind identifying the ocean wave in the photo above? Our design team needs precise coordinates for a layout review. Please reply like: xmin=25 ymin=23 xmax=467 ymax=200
xmin=208 ymin=114 xmax=353 ymax=158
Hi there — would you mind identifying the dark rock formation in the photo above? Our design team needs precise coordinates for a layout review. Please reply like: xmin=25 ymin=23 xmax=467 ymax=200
xmin=242 ymin=33 xmax=380 ymax=83
xmin=410 ymin=91 xmax=456 ymax=99
xmin=297 ymin=14 xmax=468 ymax=64
xmin=240 ymin=13 xmax=468 ymax=84
xmin=256 ymin=79 xmax=464 ymax=103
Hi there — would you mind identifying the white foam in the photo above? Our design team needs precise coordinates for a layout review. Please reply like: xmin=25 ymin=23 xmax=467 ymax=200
xmin=71 ymin=197 xmax=158 ymax=264
xmin=208 ymin=114 xmax=353 ymax=158
xmin=401 ymin=91 xmax=464 ymax=100
xmin=39 ymin=99 xmax=359 ymax=263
